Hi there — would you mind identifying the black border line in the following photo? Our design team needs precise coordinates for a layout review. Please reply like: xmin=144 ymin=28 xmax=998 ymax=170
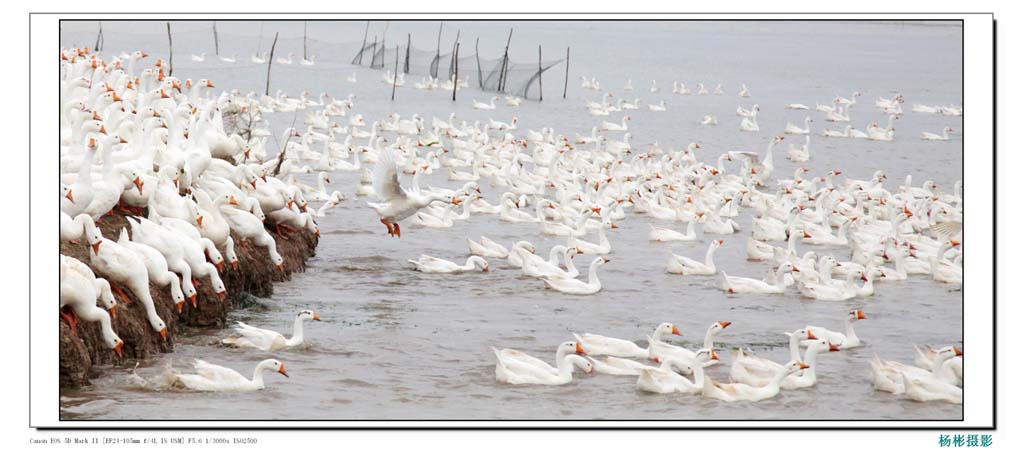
xmin=38 ymin=12 xmax=993 ymax=430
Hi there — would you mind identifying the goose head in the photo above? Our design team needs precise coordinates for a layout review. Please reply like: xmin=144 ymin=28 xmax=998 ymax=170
xmin=655 ymin=322 xmax=683 ymax=337
xmin=782 ymin=360 xmax=811 ymax=376
xmin=709 ymin=320 xmax=731 ymax=334
xmin=467 ymin=256 xmax=490 ymax=272
xmin=790 ymin=328 xmax=818 ymax=341
xmin=557 ymin=341 xmax=588 ymax=358
xmin=652 ymin=356 xmax=694 ymax=375
xmin=297 ymin=309 xmax=321 ymax=322
xmin=848 ymin=309 xmax=867 ymax=321
xmin=258 ymin=359 xmax=289 ymax=378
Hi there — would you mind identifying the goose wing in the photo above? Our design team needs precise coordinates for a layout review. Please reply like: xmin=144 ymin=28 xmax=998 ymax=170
xmin=372 ymin=150 xmax=408 ymax=201
xmin=193 ymin=359 xmax=246 ymax=382
xmin=930 ymin=221 xmax=962 ymax=239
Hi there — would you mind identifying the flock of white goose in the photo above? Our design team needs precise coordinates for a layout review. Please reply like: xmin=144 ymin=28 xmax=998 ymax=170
xmin=59 ymin=44 xmax=963 ymax=402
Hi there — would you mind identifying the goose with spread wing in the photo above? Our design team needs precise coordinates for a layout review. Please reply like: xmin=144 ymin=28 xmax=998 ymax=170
xmin=368 ymin=150 xmax=460 ymax=237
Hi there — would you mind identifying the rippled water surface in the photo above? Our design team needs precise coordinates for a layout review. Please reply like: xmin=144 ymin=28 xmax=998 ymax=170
xmin=60 ymin=20 xmax=963 ymax=420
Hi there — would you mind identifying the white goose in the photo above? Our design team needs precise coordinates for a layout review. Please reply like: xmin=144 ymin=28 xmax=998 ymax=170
xmin=805 ymin=309 xmax=866 ymax=349
xmin=649 ymin=221 xmax=697 ymax=242
xmin=636 ymin=350 xmax=715 ymax=394
xmin=871 ymin=346 xmax=962 ymax=402
xmin=116 ymin=228 xmax=189 ymax=312
xmin=786 ymin=135 xmax=811 ymax=162
xmin=573 ymin=322 xmax=681 ymax=359
xmin=567 ymin=221 xmax=613 ymax=255
xmin=174 ymin=359 xmax=289 ymax=392
xmin=60 ymin=256 xmax=123 ymax=356
xmin=913 ymin=344 xmax=964 ymax=385
xmin=648 ymin=321 xmax=732 ymax=367
xmin=730 ymin=328 xmax=817 ymax=386
xmin=719 ymin=263 xmax=797 ymax=294
xmin=221 ymin=310 xmax=322 ymax=351
xmin=88 ymin=229 xmax=168 ymax=340
xmin=467 ymin=236 xmax=510 ymax=258
xmin=542 ymin=257 xmax=609 ymax=295
xmin=472 ymin=96 xmax=500 ymax=111
xmin=368 ymin=150 xmax=459 ymax=237
xmin=667 ymin=240 xmax=723 ymax=275
xmin=921 ymin=126 xmax=953 ymax=141
xmin=600 ymin=116 xmax=631 ymax=132
xmin=409 ymin=255 xmax=489 ymax=273
xmin=704 ymin=361 xmax=809 ymax=402
xmin=785 ymin=116 xmax=813 ymax=135
xmin=493 ymin=341 xmax=592 ymax=385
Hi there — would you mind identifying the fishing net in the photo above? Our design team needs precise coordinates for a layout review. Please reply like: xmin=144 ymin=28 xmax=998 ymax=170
xmin=59 ymin=20 xmax=566 ymax=99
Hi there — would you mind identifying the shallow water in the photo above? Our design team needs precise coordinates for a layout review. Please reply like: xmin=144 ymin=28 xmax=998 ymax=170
xmin=60 ymin=20 xmax=963 ymax=420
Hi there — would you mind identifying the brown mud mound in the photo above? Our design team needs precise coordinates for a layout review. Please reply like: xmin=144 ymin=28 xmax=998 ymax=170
xmin=59 ymin=213 xmax=318 ymax=387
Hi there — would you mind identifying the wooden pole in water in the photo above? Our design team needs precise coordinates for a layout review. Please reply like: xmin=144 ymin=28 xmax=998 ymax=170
xmin=391 ymin=44 xmax=399 ymax=101
xmin=303 ymin=21 xmax=308 ymax=61
xmin=371 ymin=36 xmax=377 ymax=67
xmin=94 ymin=21 xmax=103 ymax=52
xmin=538 ymin=45 xmax=543 ymax=101
xmin=265 ymin=32 xmax=279 ymax=96
xmin=498 ymin=28 xmax=513 ymax=92
xmin=358 ymin=21 xmax=369 ymax=65
xmin=166 ymin=22 xmax=173 ymax=77
xmin=213 ymin=21 xmax=219 ymax=56
xmin=449 ymin=30 xmax=460 ymax=81
xmin=563 ymin=47 xmax=570 ymax=99
xmin=452 ymin=43 xmax=460 ymax=101
xmin=475 ymin=37 xmax=483 ymax=89
xmin=404 ymin=33 xmax=411 ymax=74
xmin=433 ymin=22 xmax=443 ymax=78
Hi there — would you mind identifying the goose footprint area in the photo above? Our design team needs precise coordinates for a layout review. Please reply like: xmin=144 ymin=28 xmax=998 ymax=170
xmin=58 ymin=213 xmax=318 ymax=387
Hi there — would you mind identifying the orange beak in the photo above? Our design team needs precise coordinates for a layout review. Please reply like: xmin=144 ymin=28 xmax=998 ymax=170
xmin=65 ymin=190 xmax=75 ymax=204
xmin=950 ymin=240 xmax=961 ymax=247
xmin=229 ymin=195 xmax=239 ymax=206
xmin=671 ymin=325 xmax=681 ymax=336
xmin=278 ymin=264 xmax=285 ymax=272
xmin=278 ymin=365 xmax=289 ymax=378
xmin=176 ymin=301 xmax=184 ymax=313
xmin=217 ymin=290 xmax=226 ymax=301
xmin=313 ymin=313 xmax=321 ymax=321
xmin=133 ymin=176 xmax=143 ymax=194
xmin=828 ymin=342 xmax=840 ymax=352
xmin=159 ymin=327 xmax=168 ymax=341
xmin=719 ymin=321 xmax=732 ymax=329
xmin=575 ymin=343 xmax=587 ymax=355
xmin=91 ymin=240 xmax=102 ymax=254
xmin=791 ymin=265 xmax=800 ymax=272
xmin=108 ymin=306 xmax=116 ymax=319
xmin=196 ymin=215 xmax=204 ymax=227
xmin=99 ymin=125 xmax=107 ymax=134
xmin=710 ymin=350 xmax=720 ymax=361
xmin=189 ymin=294 xmax=197 ymax=307
xmin=451 ymin=198 xmax=461 ymax=206
xmin=798 ymin=362 xmax=810 ymax=370
xmin=113 ymin=340 xmax=124 ymax=358
xmin=119 ymin=136 xmax=128 ymax=144
xmin=954 ymin=346 xmax=963 ymax=356
xmin=806 ymin=330 xmax=818 ymax=340
xmin=856 ymin=310 xmax=867 ymax=320
xmin=231 ymin=260 xmax=239 ymax=270
xmin=215 ymin=259 xmax=223 ymax=272
xmin=141 ymin=51 xmax=149 ymax=58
